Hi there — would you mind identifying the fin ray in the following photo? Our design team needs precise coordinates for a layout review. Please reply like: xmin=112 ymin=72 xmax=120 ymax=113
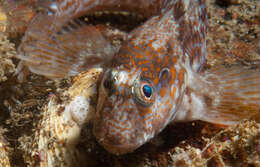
xmin=202 ymin=65 xmax=260 ymax=125
xmin=178 ymin=65 xmax=260 ymax=125
xmin=17 ymin=19 xmax=119 ymax=78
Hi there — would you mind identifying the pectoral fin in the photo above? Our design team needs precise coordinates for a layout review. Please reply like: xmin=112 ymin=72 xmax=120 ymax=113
xmin=17 ymin=19 xmax=120 ymax=78
xmin=176 ymin=65 xmax=260 ymax=125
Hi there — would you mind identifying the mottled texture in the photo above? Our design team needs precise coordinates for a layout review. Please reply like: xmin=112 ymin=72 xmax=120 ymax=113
xmin=0 ymin=0 xmax=35 ymax=37
xmin=0 ymin=128 xmax=11 ymax=167
xmin=169 ymin=120 xmax=260 ymax=167
xmin=206 ymin=0 xmax=260 ymax=66
xmin=95 ymin=0 xmax=208 ymax=154
xmin=15 ymin=0 xmax=260 ymax=156
xmin=16 ymin=0 xmax=208 ymax=154
xmin=33 ymin=68 xmax=102 ymax=167
xmin=0 ymin=33 xmax=16 ymax=82
xmin=0 ymin=0 xmax=256 ymax=166
xmin=16 ymin=0 xmax=164 ymax=78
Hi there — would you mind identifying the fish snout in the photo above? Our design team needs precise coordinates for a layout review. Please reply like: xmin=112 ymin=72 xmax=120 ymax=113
xmin=93 ymin=106 xmax=141 ymax=155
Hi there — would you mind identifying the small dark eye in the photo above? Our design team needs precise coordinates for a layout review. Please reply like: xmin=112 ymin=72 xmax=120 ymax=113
xmin=142 ymin=84 xmax=152 ymax=98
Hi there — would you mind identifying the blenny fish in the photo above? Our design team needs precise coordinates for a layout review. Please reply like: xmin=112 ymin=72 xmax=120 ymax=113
xmin=16 ymin=0 xmax=260 ymax=155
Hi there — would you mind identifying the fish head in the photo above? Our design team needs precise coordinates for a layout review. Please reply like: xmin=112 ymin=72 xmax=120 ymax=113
xmin=93 ymin=1 xmax=196 ymax=154
xmin=94 ymin=45 xmax=185 ymax=155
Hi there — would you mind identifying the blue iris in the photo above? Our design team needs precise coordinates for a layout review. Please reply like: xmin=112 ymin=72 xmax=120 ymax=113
xmin=142 ymin=85 xmax=152 ymax=98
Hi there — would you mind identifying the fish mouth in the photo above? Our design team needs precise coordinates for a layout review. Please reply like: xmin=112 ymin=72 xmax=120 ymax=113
xmin=97 ymin=138 xmax=140 ymax=155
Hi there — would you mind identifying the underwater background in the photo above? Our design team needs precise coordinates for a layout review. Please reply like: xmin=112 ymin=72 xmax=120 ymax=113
xmin=0 ymin=0 xmax=259 ymax=166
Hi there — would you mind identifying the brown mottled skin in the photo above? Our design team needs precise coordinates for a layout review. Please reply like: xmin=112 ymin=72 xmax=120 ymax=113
xmin=16 ymin=0 xmax=260 ymax=155
xmin=93 ymin=0 xmax=207 ymax=154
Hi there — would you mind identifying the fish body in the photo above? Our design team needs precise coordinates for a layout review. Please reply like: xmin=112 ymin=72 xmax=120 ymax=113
xmin=16 ymin=0 xmax=260 ymax=155
xmin=94 ymin=0 xmax=208 ymax=154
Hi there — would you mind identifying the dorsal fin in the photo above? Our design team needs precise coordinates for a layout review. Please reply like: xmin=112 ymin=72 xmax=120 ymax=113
xmin=173 ymin=0 xmax=208 ymax=72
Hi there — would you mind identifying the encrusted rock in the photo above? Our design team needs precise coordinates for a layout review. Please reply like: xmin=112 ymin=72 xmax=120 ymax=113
xmin=0 ymin=128 xmax=11 ymax=167
xmin=206 ymin=0 xmax=260 ymax=66
xmin=169 ymin=120 xmax=260 ymax=167
xmin=0 ymin=32 xmax=16 ymax=82
xmin=0 ymin=0 xmax=35 ymax=37
xmin=19 ymin=68 xmax=102 ymax=167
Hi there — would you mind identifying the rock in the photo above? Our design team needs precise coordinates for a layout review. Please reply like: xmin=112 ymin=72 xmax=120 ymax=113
xmin=20 ymin=68 xmax=102 ymax=167
xmin=169 ymin=120 xmax=260 ymax=167
xmin=0 ymin=33 xmax=16 ymax=83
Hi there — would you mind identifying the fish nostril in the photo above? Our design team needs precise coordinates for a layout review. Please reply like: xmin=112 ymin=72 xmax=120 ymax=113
xmin=103 ymin=78 xmax=113 ymax=89
xmin=103 ymin=69 xmax=115 ymax=90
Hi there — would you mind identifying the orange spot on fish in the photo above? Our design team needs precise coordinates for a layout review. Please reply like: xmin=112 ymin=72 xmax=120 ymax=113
xmin=145 ymin=49 xmax=150 ymax=57
xmin=142 ymin=67 xmax=149 ymax=72
xmin=170 ymin=67 xmax=176 ymax=84
xmin=156 ymin=66 xmax=161 ymax=72
xmin=170 ymin=87 xmax=176 ymax=99
xmin=178 ymin=68 xmax=185 ymax=83
xmin=165 ymin=99 xmax=170 ymax=106
xmin=160 ymin=87 xmax=166 ymax=96
xmin=153 ymin=77 xmax=159 ymax=85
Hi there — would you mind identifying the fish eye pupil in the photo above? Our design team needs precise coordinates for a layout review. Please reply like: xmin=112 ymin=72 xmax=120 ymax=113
xmin=142 ymin=85 xmax=152 ymax=98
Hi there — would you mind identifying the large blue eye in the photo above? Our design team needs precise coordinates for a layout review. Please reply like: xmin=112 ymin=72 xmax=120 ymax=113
xmin=133 ymin=80 xmax=154 ymax=106
xmin=142 ymin=84 xmax=152 ymax=98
